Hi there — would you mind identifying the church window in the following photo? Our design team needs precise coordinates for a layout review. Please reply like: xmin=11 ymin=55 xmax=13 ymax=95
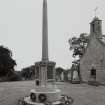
xmin=90 ymin=68 xmax=96 ymax=76
xmin=36 ymin=80 xmax=40 ymax=86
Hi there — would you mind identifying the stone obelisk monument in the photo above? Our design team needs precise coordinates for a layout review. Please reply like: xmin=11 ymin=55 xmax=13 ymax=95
xmin=20 ymin=1 xmax=73 ymax=104
xmin=25 ymin=0 xmax=61 ymax=103
xmin=34 ymin=0 xmax=56 ymax=87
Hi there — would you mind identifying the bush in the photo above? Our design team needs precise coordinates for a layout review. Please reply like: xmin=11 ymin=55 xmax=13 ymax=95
xmin=7 ymin=72 xmax=22 ymax=81
xmin=0 ymin=76 xmax=8 ymax=82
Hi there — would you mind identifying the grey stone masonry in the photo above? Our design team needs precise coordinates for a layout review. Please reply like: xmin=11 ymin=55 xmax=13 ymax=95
xmin=80 ymin=17 xmax=105 ymax=85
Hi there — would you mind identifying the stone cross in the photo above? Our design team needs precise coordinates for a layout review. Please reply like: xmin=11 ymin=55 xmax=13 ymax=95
xmin=94 ymin=7 xmax=98 ymax=17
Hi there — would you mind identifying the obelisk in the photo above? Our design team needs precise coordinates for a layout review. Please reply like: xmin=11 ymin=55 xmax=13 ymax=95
xmin=35 ymin=0 xmax=56 ymax=87
xmin=23 ymin=0 xmax=61 ymax=104
xmin=42 ymin=0 xmax=49 ymax=62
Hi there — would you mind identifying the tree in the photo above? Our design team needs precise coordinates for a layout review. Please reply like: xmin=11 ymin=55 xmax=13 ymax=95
xmin=69 ymin=33 xmax=89 ymax=58
xmin=7 ymin=71 xmax=22 ymax=81
xmin=0 ymin=46 xmax=16 ymax=77
xmin=21 ymin=65 xmax=35 ymax=80
xmin=68 ymin=33 xmax=89 ymax=82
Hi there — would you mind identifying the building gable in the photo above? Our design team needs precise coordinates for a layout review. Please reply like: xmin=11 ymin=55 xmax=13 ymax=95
xmin=80 ymin=36 xmax=104 ymax=66
xmin=80 ymin=17 xmax=105 ymax=84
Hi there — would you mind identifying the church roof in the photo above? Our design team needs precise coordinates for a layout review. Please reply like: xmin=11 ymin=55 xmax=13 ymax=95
xmin=90 ymin=16 xmax=102 ymax=25
xmin=97 ymin=35 xmax=105 ymax=46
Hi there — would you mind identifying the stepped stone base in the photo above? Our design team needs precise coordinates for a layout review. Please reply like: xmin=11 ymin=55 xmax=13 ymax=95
xmin=18 ymin=94 xmax=74 ymax=105
xmin=30 ymin=86 xmax=61 ymax=102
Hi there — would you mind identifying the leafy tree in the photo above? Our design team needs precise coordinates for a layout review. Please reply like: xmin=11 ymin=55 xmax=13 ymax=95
xmin=7 ymin=71 xmax=22 ymax=81
xmin=21 ymin=65 xmax=35 ymax=80
xmin=68 ymin=33 xmax=89 ymax=82
xmin=0 ymin=46 xmax=16 ymax=77
xmin=69 ymin=33 xmax=89 ymax=58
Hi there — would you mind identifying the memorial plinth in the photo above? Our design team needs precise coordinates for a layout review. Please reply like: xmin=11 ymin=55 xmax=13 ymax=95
xmin=31 ymin=61 xmax=61 ymax=103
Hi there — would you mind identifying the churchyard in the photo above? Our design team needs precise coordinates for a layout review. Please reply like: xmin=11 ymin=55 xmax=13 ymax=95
xmin=0 ymin=81 xmax=105 ymax=105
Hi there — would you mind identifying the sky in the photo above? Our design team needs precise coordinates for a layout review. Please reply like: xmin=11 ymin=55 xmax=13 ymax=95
xmin=0 ymin=0 xmax=105 ymax=71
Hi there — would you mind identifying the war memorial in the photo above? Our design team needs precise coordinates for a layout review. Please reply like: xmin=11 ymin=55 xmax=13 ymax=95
xmin=18 ymin=0 xmax=73 ymax=105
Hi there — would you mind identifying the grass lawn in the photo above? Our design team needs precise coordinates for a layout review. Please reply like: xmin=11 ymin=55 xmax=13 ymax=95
xmin=0 ymin=81 xmax=105 ymax=105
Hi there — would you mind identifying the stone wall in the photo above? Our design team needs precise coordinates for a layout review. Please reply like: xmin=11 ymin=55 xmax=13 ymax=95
xmin=80 ymin=36 xmax=105 ymax=84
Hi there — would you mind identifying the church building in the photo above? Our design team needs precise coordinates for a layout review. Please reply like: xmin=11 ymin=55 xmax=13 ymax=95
xmin=80 ymin=16 xmax=105 ymax=85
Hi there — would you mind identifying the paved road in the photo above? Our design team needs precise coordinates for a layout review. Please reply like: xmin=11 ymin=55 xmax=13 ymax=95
xmin=0 ymin=81 xmax=105 ymax=105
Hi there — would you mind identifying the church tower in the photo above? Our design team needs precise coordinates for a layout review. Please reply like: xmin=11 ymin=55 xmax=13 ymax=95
xmin=90 ymin=16 xmax=102 ymax=37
